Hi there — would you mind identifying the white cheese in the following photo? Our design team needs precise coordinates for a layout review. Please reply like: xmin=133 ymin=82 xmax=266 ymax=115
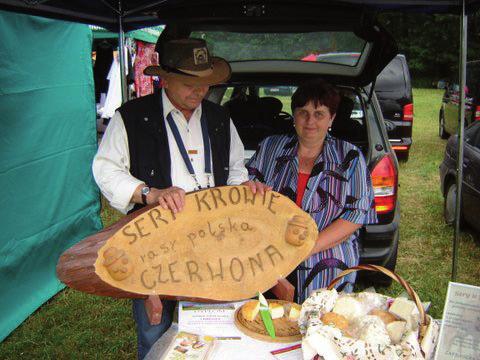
xmin=353 ymin=315 xmax=391 ymax=347
xmin=387 ymin=320 xmax=407 ymax=344
xmin=269 ymin=302 xmax=285 ymax=319
xmin=389 ymin=298 xmax=417 ymax=321
xmin=421 ymin=318 xmax=439 ymax=359
xmin=332 ymin=296 xmax=365 ymax=321
xmin=288 ymin=303 xmax=302 ymax=321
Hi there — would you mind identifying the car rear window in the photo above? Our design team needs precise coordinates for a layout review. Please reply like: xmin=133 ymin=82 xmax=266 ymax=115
xmin=191 ymin=31 xmax=366 ymax=65
xmin=375 ymin=57 xmax=406 ymax=92
xmin=219 ymin=85 xmax=366 ymax=153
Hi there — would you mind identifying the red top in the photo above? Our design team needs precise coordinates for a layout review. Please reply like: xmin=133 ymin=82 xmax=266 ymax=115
xmin=296 ymin=172 xmax=310 ymax=207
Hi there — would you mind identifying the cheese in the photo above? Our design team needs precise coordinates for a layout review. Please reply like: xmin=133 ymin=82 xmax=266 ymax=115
xmin=389 ymin=298 xmax=421 ymax=331
xmin=332 ymin=296 xmax=365 ymax=321
xmin=387 ymin=320 xmax=407 ymax=344
xmin=241 ymin=300 xmax=260 ymax=321
xmin=353 ymin=315 xmax=391 ymax=347
xmin=421 ymin=318 xmax=439 ymax=359
xmin=288 ymin=303 xmax=302 ymax=321
xmin=388 ymin=298 xmax=416 ymax=321
xmin=269 ymin=302 xmax=285 ymax=319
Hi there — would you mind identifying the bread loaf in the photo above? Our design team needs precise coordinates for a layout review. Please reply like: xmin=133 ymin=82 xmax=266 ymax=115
xmin=321 ymin=312 xmax=349 ymax=331
xmin=369 ymin=309 xmax=398 ymax=325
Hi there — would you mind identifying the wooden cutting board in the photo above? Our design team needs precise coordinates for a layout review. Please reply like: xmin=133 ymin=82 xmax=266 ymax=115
xmin=234 ymin=300 xmax=302 ymax=343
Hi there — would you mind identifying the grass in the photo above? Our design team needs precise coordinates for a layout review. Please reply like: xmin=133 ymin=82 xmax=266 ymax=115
xmin=387 ymin=89 xmax=480 ymax=319
xmin=1 ymin=89 xmax=479 ymax=358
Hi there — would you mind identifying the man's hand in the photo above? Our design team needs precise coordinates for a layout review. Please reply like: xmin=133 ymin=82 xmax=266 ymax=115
xmin=147 ymin=186 xmax=186 ymax=213
xmin=242 ymin=180 xmax=272 ymax=196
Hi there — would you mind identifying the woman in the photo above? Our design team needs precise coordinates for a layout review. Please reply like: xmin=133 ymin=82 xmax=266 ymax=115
xmin=247 ymin=79 xmax=377 ymax=302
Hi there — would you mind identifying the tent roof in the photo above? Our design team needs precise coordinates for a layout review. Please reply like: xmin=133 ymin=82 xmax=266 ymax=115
xmin=90 ymin=25 xmax=163 ymax=43
xmin=0 ymin=0 xmax=479 ymax=31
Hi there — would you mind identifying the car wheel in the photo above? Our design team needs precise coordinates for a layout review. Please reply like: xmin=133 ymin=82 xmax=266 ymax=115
xmin=439 ymin=110 xmax=449 ymax=139
xmin=444 ymin=181 xmax=463 ymax=226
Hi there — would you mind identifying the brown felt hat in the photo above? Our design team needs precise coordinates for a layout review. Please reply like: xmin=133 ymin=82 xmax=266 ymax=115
xmin=144 ymin=38 xmax=231 ymax=85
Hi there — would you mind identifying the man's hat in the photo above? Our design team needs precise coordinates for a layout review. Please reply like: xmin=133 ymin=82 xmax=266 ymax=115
xmin=143 ymin=38 xmax=231 ymax=86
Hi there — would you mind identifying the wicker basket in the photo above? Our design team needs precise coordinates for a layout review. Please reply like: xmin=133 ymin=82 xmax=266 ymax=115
xmin=328 ymin=264 xmax=428 ymax=332
xmin=299 ymin=264 xmax=439 ymax=360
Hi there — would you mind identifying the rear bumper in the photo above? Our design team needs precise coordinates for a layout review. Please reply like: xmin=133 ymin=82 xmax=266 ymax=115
xmin=389 ymin=137 xmax=412 ymax=151
xmin=386 ymin=119 xmax=412 ymax=151
xmin=360 ymin=201 xmax=400 ymax=267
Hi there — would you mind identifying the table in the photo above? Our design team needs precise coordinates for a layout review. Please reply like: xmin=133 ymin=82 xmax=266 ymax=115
xmin=145 ymin=301 xmax=302 ymax=360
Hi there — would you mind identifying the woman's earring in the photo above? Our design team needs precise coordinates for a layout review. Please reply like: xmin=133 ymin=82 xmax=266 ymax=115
xmin=328 ymin=127 xmax=332 ymax=132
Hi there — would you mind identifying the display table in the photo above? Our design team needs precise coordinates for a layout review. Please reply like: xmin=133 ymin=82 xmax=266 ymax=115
xmin=145 ymin=301 xmax=302 ymax=360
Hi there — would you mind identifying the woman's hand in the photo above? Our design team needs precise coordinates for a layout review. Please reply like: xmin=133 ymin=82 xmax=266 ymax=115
xmin=242 ymin=180 xmax=272 ymax=195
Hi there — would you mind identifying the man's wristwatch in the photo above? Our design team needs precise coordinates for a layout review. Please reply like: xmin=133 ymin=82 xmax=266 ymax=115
xmin=141 ymin=186 xmax=151 ymax=205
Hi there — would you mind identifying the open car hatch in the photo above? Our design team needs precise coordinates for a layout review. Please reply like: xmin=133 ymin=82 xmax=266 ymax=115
xmin=157 ymin=0 xmax=398 ymax=86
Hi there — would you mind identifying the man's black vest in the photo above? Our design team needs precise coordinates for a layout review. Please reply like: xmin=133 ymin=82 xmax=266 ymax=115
xmin=118 ymin=92 xmax=231 ymax=213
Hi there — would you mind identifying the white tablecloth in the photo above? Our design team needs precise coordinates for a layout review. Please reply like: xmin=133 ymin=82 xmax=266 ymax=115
xmin=145 ymin=301 xmax=302 ymax=360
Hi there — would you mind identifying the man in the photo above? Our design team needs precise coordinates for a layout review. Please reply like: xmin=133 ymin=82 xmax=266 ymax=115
xmin=92 ymin=38 xmax=268 ymax=359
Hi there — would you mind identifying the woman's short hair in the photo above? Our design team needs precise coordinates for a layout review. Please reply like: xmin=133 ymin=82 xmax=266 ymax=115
xmin=291 ymin=79 xmax=341 ymax=116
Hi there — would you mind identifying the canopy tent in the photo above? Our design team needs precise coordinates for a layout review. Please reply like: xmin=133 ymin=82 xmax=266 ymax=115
xmin=90 ymin=24 xmax=163 ymax=44
xmin=0 ymin=0 xmax=474 ymax=340
xmin=0 ymin=0 xmax=479 ymax=30
xmin=0 ymin=12 xmax=102 ymax=341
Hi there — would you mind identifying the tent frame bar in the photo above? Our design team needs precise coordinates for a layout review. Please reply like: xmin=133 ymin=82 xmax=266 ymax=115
xmin=100 ymin=0 xmax=120 ymax=15
xmin=452 ymin=0 xmax=467 ymax=281
xmin=124 ymin=0 xmax=168 ymax=16
xmin=117 ymin=0 xmax=128 ymax=103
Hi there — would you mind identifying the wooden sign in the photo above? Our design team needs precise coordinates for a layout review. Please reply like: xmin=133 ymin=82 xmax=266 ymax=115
xmin=57 ymin=186 xmax=318 ymax=301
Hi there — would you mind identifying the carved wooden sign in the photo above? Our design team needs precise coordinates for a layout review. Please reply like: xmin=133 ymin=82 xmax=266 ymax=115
xmin=57 ymin=186 xmax=318 ymax=301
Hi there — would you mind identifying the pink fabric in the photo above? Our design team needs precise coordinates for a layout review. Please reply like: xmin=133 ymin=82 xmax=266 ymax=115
xmin=301 ymin=54 xmax=317 ymax=62
xmin=134 ymin=41 xmax=157 ymax=97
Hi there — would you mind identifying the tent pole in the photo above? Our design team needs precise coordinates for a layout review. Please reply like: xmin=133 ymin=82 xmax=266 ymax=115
xmin=452 ymin=0 xmax=467 ymax=282
xmin=117 ymin=0 xmax=128 ymax=104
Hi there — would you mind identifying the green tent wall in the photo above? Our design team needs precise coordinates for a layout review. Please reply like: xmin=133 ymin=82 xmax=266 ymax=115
xmin=0 ymin=12 xmax=102 ymax=341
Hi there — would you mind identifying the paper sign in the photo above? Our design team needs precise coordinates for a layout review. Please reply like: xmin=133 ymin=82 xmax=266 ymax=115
xmin=178 ymin=301 xmax=243 ymax=338
xmin=435 ymin=282 xmax=480 ymax=360
xmin=178 ymin=301 xmax=301 ymax=360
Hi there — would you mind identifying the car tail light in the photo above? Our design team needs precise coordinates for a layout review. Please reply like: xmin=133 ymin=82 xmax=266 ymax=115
xmin=371 ymin=155 xmax=398 ymax=214
xmin=403 ymin=103 xmax=414 ymax=121
xmin=475 ymin=106 xmax=480 ymax=121
xmin=392 ymin=145 xmax=409 ymax=151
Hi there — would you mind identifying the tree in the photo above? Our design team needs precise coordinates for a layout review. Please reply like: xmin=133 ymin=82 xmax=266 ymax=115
xmin=380 ymin=12 xmax=480 ymax=83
